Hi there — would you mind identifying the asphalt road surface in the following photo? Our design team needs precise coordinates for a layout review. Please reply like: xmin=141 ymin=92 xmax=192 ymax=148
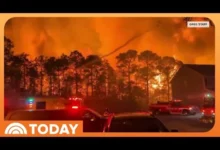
xmin=157 ymin=113 xmax=214 ymax=132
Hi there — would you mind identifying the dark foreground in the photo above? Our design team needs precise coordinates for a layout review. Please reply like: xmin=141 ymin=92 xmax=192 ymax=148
xmin=157 ymin=113 xmax=214 ymax=132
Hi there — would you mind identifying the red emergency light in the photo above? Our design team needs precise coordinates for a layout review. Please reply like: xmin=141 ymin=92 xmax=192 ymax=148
xmin=201 ymin=108 xmax=215 ymax=115
xmin=69 ymin=97 xmax=72 ymax=100
xmin=173 ymin=99 xmax=182 ymax=102
xmin=72 ymin=106 xmax=79 ymax=109
xmin=69 ymin=97 xmax=82 ymax=100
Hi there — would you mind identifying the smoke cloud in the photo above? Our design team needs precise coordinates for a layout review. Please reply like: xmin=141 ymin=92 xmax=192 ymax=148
xmin=4 ymin=17 xmax=215 ymax=67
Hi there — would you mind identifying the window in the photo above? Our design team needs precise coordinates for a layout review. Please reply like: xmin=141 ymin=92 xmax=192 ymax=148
xmin=204 ymin=97 xmax=215 ymax=108
xmin=83 ymin=111 xmax=93 ymax=119
xmin=36 ymin=102 xmax=46 ymax=109
xmin=170 ymin=102 xmax=181 ymax=107
xmin=103 ymin=126 xmax=109 ymax=132
xmin=83 ymin=110 xmax=98 ymax=120
xmin=109 ymin=117 xmax=169 ymax=132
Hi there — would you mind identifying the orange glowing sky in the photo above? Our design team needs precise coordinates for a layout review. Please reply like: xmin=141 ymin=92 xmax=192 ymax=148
xmin=4 ymin=17 xmax=215 ymax=68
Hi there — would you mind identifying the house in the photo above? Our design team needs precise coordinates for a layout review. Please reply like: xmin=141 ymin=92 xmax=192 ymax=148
xmin=171 ymin=64 xmax=215 ymax=107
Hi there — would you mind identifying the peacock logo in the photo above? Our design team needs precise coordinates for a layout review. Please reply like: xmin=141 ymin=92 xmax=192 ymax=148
xmin=4 ymin=122 xmax=27 ymax=135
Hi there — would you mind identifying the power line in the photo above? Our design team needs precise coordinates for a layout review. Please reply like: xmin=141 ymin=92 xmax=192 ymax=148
xmin=101 ymin=21 xmax=161 ymax=59
xmin=79 ymin=20 xmax=162 ymax=69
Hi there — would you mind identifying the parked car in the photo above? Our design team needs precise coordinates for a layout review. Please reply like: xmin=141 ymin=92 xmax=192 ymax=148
xmin=5 ymin=107 xmax=107 ymax=132
xmin=103 ymin=112 xmax=178 ymax=132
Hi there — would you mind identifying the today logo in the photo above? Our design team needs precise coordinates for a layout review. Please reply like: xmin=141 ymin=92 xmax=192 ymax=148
xmin=4 ymin=122 xmax=79 ymax=135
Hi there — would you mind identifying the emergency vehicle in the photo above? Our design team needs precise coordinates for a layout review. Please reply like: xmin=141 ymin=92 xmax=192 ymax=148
xmin=25 ymin=96 xmax=67 ymax=110
xmin=200 ymin=93 xmax=215 ymax=124
xmin=4 ymin=88 xmax=84 ymax=116
xmin=65 ymin=96 xmax=84 ymax=109
xmin=24 ymin=96 xmax=84 ymax=110
xmin=149 ymin=100 xmax=197 ymax=115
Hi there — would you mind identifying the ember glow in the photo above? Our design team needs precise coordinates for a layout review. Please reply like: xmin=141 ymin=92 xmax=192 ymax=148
xmin=4 ymin=17 xmax=215 ymax=104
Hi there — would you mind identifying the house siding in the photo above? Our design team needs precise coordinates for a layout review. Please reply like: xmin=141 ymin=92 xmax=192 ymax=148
xmin=204 ymin=76 xmax=215 ymax=91
xmin=171 ymin=66 xmax=205 ymax=107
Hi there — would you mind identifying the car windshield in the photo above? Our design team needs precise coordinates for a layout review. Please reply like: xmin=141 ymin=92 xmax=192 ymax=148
xmin=203 ymin=99 xmax=215 ymax=108
xmin=8 ymin=110 xmax=84 ymax=120
xmin=203 ymin=104 xmax=215 ymax=108
xmin=109 ymin=117 xmax=169 ymax=132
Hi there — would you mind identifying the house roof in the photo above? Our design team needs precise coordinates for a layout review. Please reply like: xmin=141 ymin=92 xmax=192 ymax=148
xmin=185 ymin=64 xmax=215 ymax=76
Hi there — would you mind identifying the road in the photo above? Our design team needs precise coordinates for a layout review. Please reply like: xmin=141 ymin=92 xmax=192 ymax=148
xmin=157 ymin=113 xmax=214 ymax=132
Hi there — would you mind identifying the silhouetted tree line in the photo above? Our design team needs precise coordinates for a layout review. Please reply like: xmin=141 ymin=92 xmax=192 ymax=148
xmin=4 ymin=36 xmax=183 ymax=109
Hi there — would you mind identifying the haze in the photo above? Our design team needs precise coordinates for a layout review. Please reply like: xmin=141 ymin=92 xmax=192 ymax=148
xmin=4 ymin=17 xmax=215 ymax=67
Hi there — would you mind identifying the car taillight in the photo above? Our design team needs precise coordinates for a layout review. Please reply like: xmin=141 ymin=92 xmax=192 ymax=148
xmin=29 ymin=103 xmax=33 ymax=108
xmin=72 ymin=106 xmax=79 ymax=109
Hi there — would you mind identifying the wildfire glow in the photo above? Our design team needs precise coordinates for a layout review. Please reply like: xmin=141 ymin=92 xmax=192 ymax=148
xmin=152 ymin=84 xmax=158 ymax=89
xmin=4 ymin=17 xmax=214 ymax=104
xmin=155 ymin=75 xmax=161 ymax=84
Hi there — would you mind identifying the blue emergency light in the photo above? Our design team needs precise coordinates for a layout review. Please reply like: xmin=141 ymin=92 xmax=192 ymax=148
xmin=27 ymin=97 xmax=34 ymax=103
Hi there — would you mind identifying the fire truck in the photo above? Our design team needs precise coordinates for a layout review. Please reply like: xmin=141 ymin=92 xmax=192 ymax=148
xmin=149 ymin=100 xmax=197 ymax=115
xmin=200 ymin=93 xmax=215 ymax=123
